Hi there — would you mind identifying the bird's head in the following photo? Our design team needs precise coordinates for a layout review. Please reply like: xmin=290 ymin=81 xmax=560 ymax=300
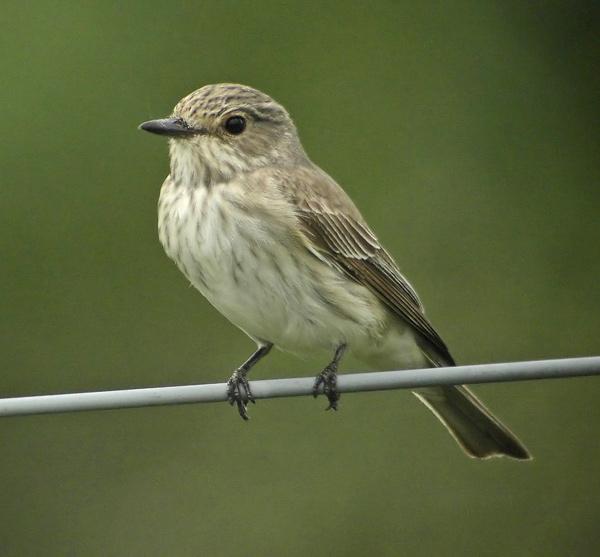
xmin=139 ymin=84 xmax=306 ymax=185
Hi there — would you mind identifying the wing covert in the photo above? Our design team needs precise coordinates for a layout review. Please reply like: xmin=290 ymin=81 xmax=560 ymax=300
xmin=296 ymin=198 xmax=454 ymax=366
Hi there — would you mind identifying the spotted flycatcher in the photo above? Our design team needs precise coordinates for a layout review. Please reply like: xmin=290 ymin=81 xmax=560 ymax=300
xmin=139 ymin=84 xmax=530 ymax=460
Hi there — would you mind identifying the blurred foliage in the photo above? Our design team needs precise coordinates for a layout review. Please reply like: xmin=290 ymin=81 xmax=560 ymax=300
xmin=1 ymin=1 xmax=599 ymax=555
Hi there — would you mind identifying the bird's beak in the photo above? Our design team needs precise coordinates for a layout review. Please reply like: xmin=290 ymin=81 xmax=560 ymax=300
xmin=138 ymin=117 xmax=202 ymax=137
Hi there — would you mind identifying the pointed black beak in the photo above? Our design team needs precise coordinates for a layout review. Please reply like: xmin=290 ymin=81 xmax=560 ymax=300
xmin=138 ymin=117 xmax=202 ymax=137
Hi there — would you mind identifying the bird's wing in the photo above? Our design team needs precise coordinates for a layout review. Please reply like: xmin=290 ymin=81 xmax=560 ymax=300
xmin=290 ymin=170 xmax=454 ymax=366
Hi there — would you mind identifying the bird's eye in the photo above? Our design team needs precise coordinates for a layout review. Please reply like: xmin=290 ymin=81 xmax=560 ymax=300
xmin=224 ymin=116 xmax=246 ymax=135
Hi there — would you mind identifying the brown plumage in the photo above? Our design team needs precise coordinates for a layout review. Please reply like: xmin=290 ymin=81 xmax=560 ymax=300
xmin=140 ymin=83 xmax=531 ymax=460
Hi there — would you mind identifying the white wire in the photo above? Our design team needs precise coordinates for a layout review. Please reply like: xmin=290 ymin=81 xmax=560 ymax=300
xmin=1 ymin=356 xmax=598 ymax=417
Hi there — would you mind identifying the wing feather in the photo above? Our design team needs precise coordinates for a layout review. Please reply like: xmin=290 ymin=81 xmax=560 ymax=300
xmin=296 ymin=196 xmax=454 ymax=366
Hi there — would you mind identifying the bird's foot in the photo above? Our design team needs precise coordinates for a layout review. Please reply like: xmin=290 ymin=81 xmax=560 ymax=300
xmin=226 ymin=368 xmax=255 ymax=420
xmin=313 ymin=363 xmax=339 ymax=411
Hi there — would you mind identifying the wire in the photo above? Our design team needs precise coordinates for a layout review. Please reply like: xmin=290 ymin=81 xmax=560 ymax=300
xmin=1 ymin=356 xmax=598 ymax=417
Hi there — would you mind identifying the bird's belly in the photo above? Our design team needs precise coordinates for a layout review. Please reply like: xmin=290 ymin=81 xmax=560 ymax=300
xmin=159 ymin=186 xmax=385 ymax=353
xmin=184 ymin=232 xmax=382 ymax=353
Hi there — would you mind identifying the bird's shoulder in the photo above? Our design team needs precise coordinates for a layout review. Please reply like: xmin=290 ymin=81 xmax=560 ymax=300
xmin=241 ymin=165 xmax=359 ymax=216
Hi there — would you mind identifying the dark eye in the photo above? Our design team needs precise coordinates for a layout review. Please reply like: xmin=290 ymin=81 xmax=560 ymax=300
xmin=224 ymin=115 xmax=246 ymax=135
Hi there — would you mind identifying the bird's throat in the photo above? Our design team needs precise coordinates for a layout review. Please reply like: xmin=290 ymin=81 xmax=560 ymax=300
xmin=169 ymin=140 xmax=252 ymax=190
xmin=169 ymin=142 xmax=215 ymax=189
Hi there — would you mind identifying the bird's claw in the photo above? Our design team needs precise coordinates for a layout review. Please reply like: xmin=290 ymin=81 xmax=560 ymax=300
xmin=313 ymin=364 xmax=339 ymax=411
xmin=227 ymin=369 xmax=254 ymax=420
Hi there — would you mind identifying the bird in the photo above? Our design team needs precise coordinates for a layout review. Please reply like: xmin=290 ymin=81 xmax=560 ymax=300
xmin=139 ymin=83 xmax=531 ymax=460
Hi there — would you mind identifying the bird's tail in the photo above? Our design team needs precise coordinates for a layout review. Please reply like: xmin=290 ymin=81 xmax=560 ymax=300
xmin=413 ymin=385 xmax=531 ymax=460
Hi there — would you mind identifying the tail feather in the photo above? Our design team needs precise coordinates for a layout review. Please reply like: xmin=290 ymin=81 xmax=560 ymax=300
xmin=414 ymin=385 xmax=532 ymax=460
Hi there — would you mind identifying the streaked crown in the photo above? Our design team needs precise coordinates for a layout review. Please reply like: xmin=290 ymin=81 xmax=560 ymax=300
xmin=174 ymin=83 xmax=290 ymax=126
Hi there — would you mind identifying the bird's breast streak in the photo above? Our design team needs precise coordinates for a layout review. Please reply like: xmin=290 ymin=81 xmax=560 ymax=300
xmin=158 ymin=182 xmax=386 ymax=354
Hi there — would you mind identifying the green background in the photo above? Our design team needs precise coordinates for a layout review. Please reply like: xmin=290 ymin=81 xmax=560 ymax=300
xmin=1 ymin=2 xmax=599 ymax=555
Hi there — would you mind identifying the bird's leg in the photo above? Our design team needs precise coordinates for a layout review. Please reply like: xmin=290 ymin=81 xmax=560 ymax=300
xmin=227 ymin=342 xmax=273 ymax=420
xmin=313 ymin=344 xmax=347 ymax=411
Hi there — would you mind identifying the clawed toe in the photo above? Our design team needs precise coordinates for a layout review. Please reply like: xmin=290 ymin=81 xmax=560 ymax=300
xmin=227 ymin=369 xmax=254 ymax=420
xmin=313 ymin=365 xmax=340 ymax=411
